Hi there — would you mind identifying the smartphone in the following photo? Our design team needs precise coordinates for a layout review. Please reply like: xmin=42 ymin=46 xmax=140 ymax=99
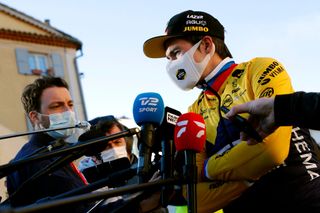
xmin=220 ymin=106 xmax=263 ymax=142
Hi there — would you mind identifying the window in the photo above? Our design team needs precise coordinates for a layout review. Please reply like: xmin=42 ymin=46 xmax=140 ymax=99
xmin=28 ymin=53 xmax=49 ymax=75
xmin=15 ymin=48 xmax=64 ymax=77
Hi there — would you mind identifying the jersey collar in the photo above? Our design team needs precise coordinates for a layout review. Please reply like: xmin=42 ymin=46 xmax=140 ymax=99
xmin=203 ymin=57 xmax=237 ymax=93
xmin=205 ymin=57 xmax=234 ymax=82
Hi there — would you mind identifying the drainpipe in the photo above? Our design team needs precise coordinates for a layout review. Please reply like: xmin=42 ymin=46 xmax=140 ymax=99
xmin=74 ymin=48 xmax=88 ymax=121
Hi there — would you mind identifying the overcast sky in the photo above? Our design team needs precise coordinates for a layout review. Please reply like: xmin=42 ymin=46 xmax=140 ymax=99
xmin=2 ymin=0 xmax=320 ymax=121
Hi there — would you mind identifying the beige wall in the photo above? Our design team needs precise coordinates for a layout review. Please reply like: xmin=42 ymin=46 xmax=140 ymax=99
xmin=0 ymin=39 xmax=35 ymax=132
xmin=61 ymin=48 xmax=87 ymax=122
xmin=0 ymin=125 xmax=28 ymax=199
xmin=0 ymin=12 xmax=50 ymax=35
xmin=0 ymin=38 xmax=84 ymax=130
xmin=0 ymin=6 xmax=85 ymax=200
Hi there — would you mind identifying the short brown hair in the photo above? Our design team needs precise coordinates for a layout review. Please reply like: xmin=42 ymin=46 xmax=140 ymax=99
xmin=164 ymin=35 xmax=232 ymax=59
xmin=79 ymin=116 xmax=134 ymax=155
xmin=21 ymin=77 xmax=69 ymax=114
xmin=95 ymin=119 xmax=134 ymax=155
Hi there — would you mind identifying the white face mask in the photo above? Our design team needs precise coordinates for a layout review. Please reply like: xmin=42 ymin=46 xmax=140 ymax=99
xmin=166 ymin=40 xmax=215 ymax=91
xmin=100 ymin=146 xmax=128 ymax=162
xmin=37 ymin=111 xmax=77 ymax=140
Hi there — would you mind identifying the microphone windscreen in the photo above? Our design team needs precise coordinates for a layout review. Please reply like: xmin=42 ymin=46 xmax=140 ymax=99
xmin=162 ymin=106 xmax=181 ymax=138
xmin=174 ymin=112 xmax=206 ymax=153
xmin=133 ymin=92 xmax=164 ymax=126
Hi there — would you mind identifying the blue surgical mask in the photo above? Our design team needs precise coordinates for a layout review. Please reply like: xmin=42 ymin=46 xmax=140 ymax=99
xmin=40 ymin=111 xmax=77 ymax=139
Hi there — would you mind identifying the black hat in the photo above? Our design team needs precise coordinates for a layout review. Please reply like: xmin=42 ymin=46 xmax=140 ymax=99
xmin=143 ymin=10 xmax=225 ymax=58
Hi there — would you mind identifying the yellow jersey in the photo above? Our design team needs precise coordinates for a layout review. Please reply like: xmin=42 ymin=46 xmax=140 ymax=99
xmin=187 ymin=57 xmax=293 ymax=213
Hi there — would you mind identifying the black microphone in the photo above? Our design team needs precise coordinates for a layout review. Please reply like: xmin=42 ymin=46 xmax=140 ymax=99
xmin=34 ymin=163 xmax=139 ymax=208
xmin=133 ymin=92 xmax=165 ymax=183
xmin=81 ymin=157 xmax=131 ymax=186
xmin=0 ymin=177 xmax=181 ymax=213
xmin=0 ymin=128 xmax=140 ymax=179
xmin=158 ymin=106 xmax=181 ymax=206
xmin=0 ymin=121 xmax=90 ymax=141
xmin=23 ymin=121 xmax=90 ymax=158
xmin=77 ymin=128 xmax=113 ymax=157
xmin=174 ymin=112 xmax=206 ymax=213
xmin=24 ymin=139 xmax=67 ymax=158
xmin=5 ymin=148 xmax=86 ymax=205
xmin=6 ymin=121 xmax=134 ymax=205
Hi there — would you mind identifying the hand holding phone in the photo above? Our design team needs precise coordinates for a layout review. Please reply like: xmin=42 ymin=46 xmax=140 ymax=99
xmin=221 ymin=106 xmax=263 ymax=142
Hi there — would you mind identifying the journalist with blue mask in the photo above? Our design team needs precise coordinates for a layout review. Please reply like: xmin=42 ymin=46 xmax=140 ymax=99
xmin=77 ymin=116 xmax=135 ymax=210
xmin=6 ymin=77 xmax=92 ymax=212
xmin=77 ymin=116 xmax=168 ymax=213
xmin=78 ymin=116 xmax=138 ymax=181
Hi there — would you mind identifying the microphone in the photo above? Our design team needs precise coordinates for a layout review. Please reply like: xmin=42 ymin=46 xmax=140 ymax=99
xmin=158 ymin=107 xmax=181 ymax=206
xmin=40 ymin=163 xmax=139 ymax=204
xmin=5 ymin=148 xmax=86 ymax=205
xmin=133 ymin=92 xmax=164 ymax=183
xmin=3 ymin=128 xmax=141 ymax=205
xmin=81 ymin=157 xmax=132 ymax=186
xmin=174 ymin=112 xmax=206 ymax=213
xmin=75 ymin=121 xmax=91 ymax=130
xmin=0 ymin=121 xmax=90 ymax=141
xmin=77 ymin=127 xmax=112 ymax=157
xmin=0 ymin=128 xmax=140 ymax=179
xmin=24 ymin=138 xmax=67 ymax=158
xmin=5 ymin=126 xmax=138 ymax=204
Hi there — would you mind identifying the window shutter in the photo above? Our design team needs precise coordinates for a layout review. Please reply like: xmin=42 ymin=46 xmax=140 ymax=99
xmin=51 ymin=53 xmax=64 ymax=77
xmin=15 ymin=48 xmax=30 ymax=74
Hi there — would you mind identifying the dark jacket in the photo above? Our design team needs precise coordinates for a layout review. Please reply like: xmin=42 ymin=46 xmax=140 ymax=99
xmin=6 ymin=133 xmax=89 ymax=212
xmin=275 ymin=91 xmax=320 ymax=129
xmin=224 ymin=127 xmax=320 ymax=213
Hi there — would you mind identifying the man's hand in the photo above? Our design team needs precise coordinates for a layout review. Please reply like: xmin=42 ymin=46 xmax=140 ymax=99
xmin=225 ymin=98 xmax=277 ymax=145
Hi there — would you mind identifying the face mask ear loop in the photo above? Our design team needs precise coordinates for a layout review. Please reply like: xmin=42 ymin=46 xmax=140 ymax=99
xmin=35 ymin=112 xmax=49 ymax=129
xmin=199 ymin=80 xmax=235 ymax=148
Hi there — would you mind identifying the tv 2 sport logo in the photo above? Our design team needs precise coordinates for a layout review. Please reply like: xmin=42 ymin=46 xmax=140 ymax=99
xmin=138 ymin=97 xmax=159 ymax=112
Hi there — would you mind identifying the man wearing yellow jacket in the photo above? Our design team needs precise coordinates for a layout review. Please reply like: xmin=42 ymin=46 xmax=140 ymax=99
xmin=143 ymin=10 xmax=320 ymax=213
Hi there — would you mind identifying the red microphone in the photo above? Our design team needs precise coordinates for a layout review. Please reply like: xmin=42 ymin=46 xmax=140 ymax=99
xmin=174 ymin=112 xmax=206 ymax=213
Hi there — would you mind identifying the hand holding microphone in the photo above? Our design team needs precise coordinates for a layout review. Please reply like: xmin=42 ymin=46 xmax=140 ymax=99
xmin=174 ymin=112 xmax=206 ymax=213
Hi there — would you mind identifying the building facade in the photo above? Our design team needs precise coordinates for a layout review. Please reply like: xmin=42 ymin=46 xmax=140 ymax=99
xmin=0 ymin=3 xmax=87 ymax=199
